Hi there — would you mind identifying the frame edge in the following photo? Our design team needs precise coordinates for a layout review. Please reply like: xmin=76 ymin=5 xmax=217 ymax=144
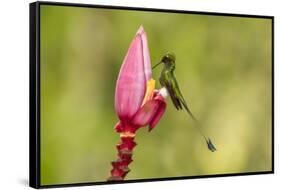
xmin=29 ymin=1 xmax=41 ymax=189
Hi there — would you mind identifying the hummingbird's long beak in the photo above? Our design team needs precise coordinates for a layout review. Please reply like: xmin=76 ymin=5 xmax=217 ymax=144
xmin=152 ymin=61 xmax=162 ymax=70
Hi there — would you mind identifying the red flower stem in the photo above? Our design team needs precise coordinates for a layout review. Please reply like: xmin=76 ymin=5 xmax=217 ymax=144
xmin=108 ymin=123 xmax=138 ymax=181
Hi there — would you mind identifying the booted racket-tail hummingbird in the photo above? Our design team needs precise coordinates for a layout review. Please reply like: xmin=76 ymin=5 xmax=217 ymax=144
xmin=153 ymin=52 xmax=216 ymax=152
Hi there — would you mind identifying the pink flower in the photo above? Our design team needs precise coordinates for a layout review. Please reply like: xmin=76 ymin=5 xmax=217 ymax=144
xmin=114 ymin=26 xmax=167 ymax=133
xmin=109 ymin=26 xmax=167 ymax=181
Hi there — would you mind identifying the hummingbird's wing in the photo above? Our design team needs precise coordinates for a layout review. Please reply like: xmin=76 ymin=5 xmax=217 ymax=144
xmin=160 ymin=72 xmax=182 ymax=110
xmin=163 ymin=72 xmax=197 ymax=121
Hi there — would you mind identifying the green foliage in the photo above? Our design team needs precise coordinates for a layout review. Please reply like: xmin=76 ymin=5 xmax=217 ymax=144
xmin=40 ymin=5 xmax=272 ymax=185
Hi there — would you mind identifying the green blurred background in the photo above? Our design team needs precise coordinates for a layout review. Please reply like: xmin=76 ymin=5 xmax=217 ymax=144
xmin=40 ymin=5 xmax=272 ymax=185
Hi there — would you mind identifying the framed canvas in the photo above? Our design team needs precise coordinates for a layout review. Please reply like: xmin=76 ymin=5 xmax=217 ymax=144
xmin=29 ymin=1 xmax=274 ymax=188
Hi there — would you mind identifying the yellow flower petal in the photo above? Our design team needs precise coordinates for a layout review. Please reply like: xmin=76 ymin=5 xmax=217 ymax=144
xmin=141 ymin=79 xmax=155 ymax=106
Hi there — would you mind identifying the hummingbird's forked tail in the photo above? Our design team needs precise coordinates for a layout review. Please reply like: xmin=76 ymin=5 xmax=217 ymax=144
xmin=206 ymin=138 xmax=217 ymax=152
xmin=180 ymin=98 xmax=217 ymax=152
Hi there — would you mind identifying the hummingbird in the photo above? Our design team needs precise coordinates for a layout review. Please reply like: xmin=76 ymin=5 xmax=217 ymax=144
xmin=152 ymin=52 xmax=216 ymax=152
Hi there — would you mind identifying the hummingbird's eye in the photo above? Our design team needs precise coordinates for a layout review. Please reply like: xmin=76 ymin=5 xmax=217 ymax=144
xmin=162 ymin=52 xmax=176 ymax=62
xmin=167 ymin=53 xmax=175 ymax=61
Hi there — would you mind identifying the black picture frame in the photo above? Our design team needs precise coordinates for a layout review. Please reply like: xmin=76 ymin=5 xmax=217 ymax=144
xmin=29 ymin=1 xmax=274 ymax=189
